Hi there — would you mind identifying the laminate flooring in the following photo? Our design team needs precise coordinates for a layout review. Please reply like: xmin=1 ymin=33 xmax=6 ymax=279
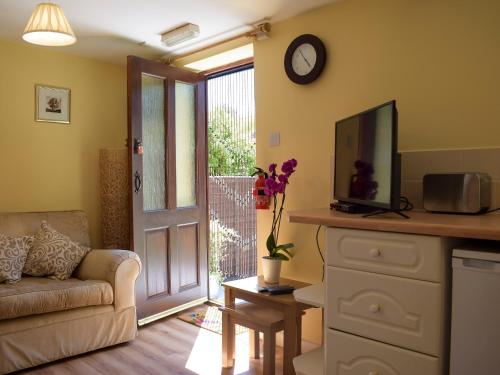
xmin=17 ymin=315 xmax=305 ymax=375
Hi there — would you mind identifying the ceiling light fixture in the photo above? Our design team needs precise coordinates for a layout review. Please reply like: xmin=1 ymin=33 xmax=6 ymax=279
xmin=23 ymin=3 xmax=76 ymax=46
xmin=161 ymin=23 xmax=200 ymax=47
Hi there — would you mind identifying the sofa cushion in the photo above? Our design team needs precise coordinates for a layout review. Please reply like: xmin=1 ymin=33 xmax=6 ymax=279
xmin=0 ymin=277 xmax=113 ymax=320
xmin=0 ymin=234 xmax=33 ymax=284
xmin=23 ymin=221 xmax=91 ymax=280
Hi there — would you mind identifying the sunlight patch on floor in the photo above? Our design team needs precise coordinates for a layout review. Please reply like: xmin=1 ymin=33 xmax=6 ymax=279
xmin=185 ymin=327 xmax=251 ymax=374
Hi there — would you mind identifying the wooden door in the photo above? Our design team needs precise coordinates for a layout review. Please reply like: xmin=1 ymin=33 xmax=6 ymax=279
xmin=127 ymin=55 xmax=208 ymax=323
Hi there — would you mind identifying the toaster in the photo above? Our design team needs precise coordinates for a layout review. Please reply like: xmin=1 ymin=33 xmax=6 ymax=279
xmin=423 ymin=173 xmax=491 ymax=214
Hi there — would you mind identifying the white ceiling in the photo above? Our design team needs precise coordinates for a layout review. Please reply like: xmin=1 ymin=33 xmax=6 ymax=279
xmin=0 ymin=0 xmax=337 ymax=65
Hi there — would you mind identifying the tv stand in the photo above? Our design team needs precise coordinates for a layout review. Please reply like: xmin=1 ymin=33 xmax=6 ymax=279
xmin=362 ymin=209 xmax=410 ymax=219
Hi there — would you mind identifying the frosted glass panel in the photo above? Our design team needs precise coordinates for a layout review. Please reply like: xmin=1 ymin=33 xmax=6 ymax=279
xmin=142 ymin=74 xmax=166 ymax=211
xmin=176 ymin=81 xmax=196 ymax=207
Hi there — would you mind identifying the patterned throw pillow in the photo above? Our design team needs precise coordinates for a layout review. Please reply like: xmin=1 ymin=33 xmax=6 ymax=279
xmin=23 ymin=221 xmax=91 ymax=280
xmin=0 ymin=234 xmax=33 ymax=283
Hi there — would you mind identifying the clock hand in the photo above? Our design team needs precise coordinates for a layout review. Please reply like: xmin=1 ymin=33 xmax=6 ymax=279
xmin=299 ymin=48 xmax=311 ymax=68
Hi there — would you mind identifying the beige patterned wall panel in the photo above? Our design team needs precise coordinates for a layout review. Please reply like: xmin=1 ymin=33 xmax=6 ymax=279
xmin=100 ymin=148 xmax=130 ymax=249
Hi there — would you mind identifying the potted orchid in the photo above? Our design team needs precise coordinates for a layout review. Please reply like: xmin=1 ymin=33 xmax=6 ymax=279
xmin=261 ymin=158 xmax=298 ymax=283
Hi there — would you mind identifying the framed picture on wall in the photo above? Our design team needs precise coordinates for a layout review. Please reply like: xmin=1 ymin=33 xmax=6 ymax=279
xmin=35 ymin=84 xmax=71 ymax=124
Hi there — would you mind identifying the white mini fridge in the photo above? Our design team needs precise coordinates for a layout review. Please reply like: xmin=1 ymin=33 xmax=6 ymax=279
xmin=450 ymin=247 xmax=500 ymax=375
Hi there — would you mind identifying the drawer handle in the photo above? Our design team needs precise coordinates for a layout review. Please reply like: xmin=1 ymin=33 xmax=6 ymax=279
xmin=368 ymin=372 xmax=379 ymax=375
xmin=370 ymin=248 xmax=381 ymax=258
xmin=369 ymin=304 xmax=381 ymax=313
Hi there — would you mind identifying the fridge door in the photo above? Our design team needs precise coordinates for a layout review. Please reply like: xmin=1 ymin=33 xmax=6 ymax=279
xmin=450 ymin=253 xmax=500 ymax=375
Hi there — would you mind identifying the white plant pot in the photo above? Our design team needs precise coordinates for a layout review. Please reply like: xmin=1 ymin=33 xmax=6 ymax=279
xmin=262 ymin=256 xmax=282 ymax=284
xmin=209 ymin=275 xmax=221 ymax=299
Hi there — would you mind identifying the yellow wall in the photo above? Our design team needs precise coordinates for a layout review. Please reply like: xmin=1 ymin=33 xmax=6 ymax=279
xmin=0 ymin=39 xmax=126 ymax=247
xmin=254 ymin=0 xmax=500 ymax=343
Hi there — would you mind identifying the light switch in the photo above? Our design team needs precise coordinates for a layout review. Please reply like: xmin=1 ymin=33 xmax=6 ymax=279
xmin=269 ymin=132 xmax=280 ymax=147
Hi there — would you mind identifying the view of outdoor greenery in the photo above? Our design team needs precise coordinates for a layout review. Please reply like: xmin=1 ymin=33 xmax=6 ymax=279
xmin=208 ymin=105 xmax=256 ymax=176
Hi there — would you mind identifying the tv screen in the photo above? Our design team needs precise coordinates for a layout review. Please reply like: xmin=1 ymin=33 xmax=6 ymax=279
xmin=334 ymin=101 xmax=399 ymax=210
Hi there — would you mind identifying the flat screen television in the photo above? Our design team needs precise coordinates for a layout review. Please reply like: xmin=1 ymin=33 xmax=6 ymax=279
xmin=334 ymin=100 xmax=400 ymax=211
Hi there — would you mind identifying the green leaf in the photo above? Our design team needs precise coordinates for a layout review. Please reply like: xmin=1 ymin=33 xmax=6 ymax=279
xmin=277 ymin=248 xmax=293 ymax=258
xmin=276 ymin=253 xmax=290 ymax=261
xmin=266 ymin=233 xmax=276 ymax=252
xmin=276 ymin=243 xmax=294 ymax=250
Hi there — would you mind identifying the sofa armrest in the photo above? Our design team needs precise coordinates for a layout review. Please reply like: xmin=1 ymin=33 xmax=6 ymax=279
xmin=75 ymin=249 xmax=141 ymax=311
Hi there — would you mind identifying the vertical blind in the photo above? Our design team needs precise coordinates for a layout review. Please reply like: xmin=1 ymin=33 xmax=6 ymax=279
xmin=207 ymin=65 xmax=257 ymax=284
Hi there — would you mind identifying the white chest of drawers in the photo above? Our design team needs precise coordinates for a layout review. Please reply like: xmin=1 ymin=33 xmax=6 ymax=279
xmin=288 ymin=208 xmax=500 ymax=375
xmin=325 ymin=228 xmax=456 ymax=375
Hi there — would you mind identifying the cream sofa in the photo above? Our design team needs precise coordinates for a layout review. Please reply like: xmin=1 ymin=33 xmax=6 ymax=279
xmin=0 ymin=211 xmax=141 ymax=374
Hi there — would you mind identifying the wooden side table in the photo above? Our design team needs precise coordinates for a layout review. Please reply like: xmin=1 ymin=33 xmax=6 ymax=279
xmin=223 ymin=276 xmax=314 ymax=375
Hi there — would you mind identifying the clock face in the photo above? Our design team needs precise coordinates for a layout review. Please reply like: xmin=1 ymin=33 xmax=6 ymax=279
xmin=284 ymin=34 xmax=326 ymax=85
xmin=291 ymin=43 xmax=317 ymax=76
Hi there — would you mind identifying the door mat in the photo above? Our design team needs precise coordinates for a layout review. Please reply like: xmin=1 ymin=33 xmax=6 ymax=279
xmin=177 ymin=304 xmax=248 ymax=335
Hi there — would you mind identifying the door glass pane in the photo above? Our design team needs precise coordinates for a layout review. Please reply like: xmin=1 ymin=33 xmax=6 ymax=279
xmin=142 ymin=73 xmax=166 ymax=211
xmin=175 ymin=81 xmax=196 ymax=207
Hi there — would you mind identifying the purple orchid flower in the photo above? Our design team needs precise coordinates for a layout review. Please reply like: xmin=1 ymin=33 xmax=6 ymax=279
xmin=264 ymin=177 xmax=279 ymax=196
xmin=281 ymin=158 xmax=298 ymax=175
xmin=276 ymin=182 xmax=286 ymax=194
xmin=254 ymin=158 xmax=298 ymax=261
xmin=278 ymin=174 xmax=289 ymax=184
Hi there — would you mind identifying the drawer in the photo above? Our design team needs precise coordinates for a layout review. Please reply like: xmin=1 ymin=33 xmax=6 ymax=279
xmin=327 ymin=227 xmax=449 ymax=282
xmin=326 ymin=329 xmax=440 ymax=375
xmin=326 ymin=267 xmax=443 ymax=356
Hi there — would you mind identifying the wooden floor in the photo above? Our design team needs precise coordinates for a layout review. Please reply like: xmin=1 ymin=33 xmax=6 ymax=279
xmin=18 ymin=316 xmax=297 ymax=375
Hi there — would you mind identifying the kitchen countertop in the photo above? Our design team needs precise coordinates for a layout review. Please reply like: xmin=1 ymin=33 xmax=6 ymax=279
xmin=288 ymin=208 xmax=500 ymax=241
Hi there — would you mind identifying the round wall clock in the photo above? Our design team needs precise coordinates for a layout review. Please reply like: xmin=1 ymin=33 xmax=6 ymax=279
xmin=284 ymin=34 xmax=326 ymax=85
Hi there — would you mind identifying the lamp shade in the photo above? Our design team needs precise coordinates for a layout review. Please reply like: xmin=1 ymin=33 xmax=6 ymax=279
xmin=23 ymin=3 xmax=76 ymax=46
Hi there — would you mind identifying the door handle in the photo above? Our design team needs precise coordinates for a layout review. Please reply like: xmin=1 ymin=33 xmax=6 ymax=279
xmin=134 ymin=171 xmax=142 ymax=194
